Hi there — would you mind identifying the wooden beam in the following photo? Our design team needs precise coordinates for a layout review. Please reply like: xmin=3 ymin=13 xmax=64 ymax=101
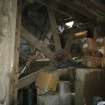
xmin=64 ymin=30 xmax=74 ymax=52
xmin=17 ymin=64 xmax=102 ymax=90
xmin=48 ymin=8 xmax=62 ymax=52
xmin=17 ymin=66 xmax=69 ymax=89
xmin=17 ymin=66 xmax=51 ymax=89
xmin=21 ymin=26 xmax=54 ymax=58
xmin=17 ymin=71 xmax=38 ymax=89
xmin=18 ymin=72 xmax=37 ymax=89
xmin=58 ymin=0 xmax=96 ymax=20
xmin=35 ymin=0 xmax=96 ymax=21
xmin=13 ymin=1 xmax=22 ymax=105
xmin=75 ymin=31 xmax=87 ymax=38
xmin=0 ymin=0 xmax=18 ymax=105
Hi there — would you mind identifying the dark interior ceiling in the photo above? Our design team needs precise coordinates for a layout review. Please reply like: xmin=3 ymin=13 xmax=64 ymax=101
xmin=22 ymin=0 xmax=105 ymax=38
xmin=20 ymin=0 xmax=105 ymax=63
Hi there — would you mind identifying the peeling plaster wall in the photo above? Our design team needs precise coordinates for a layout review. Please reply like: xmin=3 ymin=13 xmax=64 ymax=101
xmin=0 ymin=0 xmax=17 ymax=105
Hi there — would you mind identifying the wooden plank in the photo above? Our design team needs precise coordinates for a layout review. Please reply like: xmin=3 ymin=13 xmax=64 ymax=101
xmin=13 ymin=1 xmax=22 ymax=105
xmin=17 ymin=66 xmax=51 ymax=89
xmin=0 ymin=0 xmax=18 ymax=105
xmin=21 ymin=26 xmax=54 ymax=58
xmin=48 ymin=8 xmax=62 ymax=52
xmin=17 ymin=72 xmax=38 ymax=89
xmin=17 ymin=64 xmax=102 ymax=90
xmin=17 ymin=66 xmax=69 ymax=90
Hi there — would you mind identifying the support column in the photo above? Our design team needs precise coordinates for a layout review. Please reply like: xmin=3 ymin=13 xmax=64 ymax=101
xmin=75 ymin=69 xmax=88 ymax=105
xmin=48 ymin=8 xmax=62 ymax=52
xmin=0 ymin=0 xmax=18 ymax=105
xmin=64 ymin=31 xmax=74 ymax=52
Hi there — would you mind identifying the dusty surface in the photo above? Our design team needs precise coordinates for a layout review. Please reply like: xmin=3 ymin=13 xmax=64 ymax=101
xmin=0 ymin=0 xmax=17 ymax=105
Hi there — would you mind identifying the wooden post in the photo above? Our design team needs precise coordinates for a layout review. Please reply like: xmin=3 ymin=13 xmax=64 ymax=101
xmin=48 ymin=8 xmax=62 ymax=52
xmin=64 ymin=31 xmax=74 ymax=52
xmin=75 ymin=69 xmax=88 ymax=105
xmin=0 ymin=0 xmax=18 ymax=105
